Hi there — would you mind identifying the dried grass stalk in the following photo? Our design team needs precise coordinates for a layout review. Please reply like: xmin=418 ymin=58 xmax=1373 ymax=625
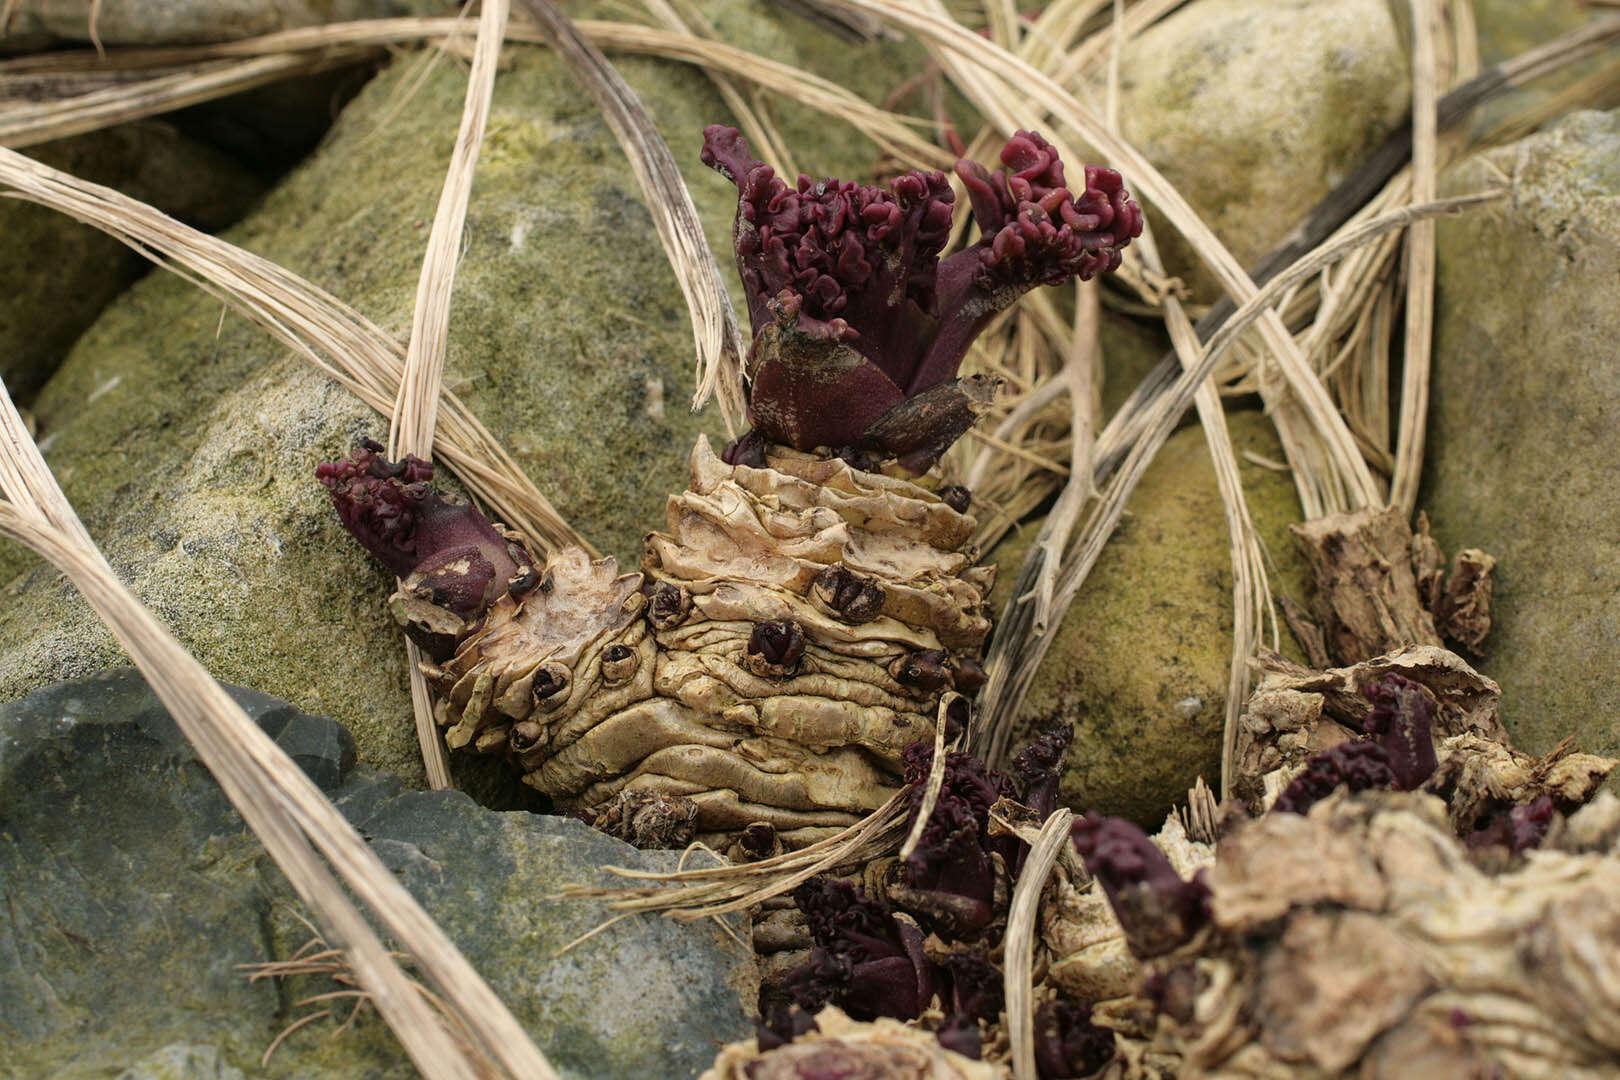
xmin=512 ymin=0 xmax=747 ymax=433
xmin=975 ymin=191 xmax=1503 ymax=765
xmin=1004 ymin=808 xmax=1074 ymax=1080
xmin=0 ymin=51 xmax=377 ymax=147
xmin=1389 ymin=0 xmax=1441 ymax=515
xmin=386 ymin=0 xmax=510 ymax=790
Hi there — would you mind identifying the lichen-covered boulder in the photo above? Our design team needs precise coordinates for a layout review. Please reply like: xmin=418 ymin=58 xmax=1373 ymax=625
xmin=992 ymin=411 xmax=1311 ymax=825
xmin=0 ymin=668 xmax=757 ymax=1079
xmin=1423 ymin=109 xmax=1620 ymax=772
xmin=1108 ymin=0 xmax=1410 ymax=300
xmin=0 ymin=5 xmax=923 ymax=793
xmin=0 ymin=124 xmax=263 ymax=399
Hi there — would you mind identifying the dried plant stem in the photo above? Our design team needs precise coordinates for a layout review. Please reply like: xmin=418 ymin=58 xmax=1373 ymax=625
xmin=638 ymin=0 xmax=793 ymax=176
xmin=563 ymin=794 xmax=909 ymax=919
xmin=1005 ymin=809 xmax=1074 ymax=1080
xmin=0 ymin=17 xmax=950 ymax=169
xmin=1389 ymin=0 xmax=1441 ymax=515
xmin=899 ymin=695 xmax=955 ymax=861
xmin=0 ymin=51 xmax=377 ymax=148
xmin=386 ymin=0 xmax=510 ymax=791
xmin=512 ymin=0 xmax=746 ymax=433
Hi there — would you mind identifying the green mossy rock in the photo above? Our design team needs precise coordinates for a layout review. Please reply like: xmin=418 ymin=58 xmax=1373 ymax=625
xmin=990 ymin=411 xmax=1310 ymax=826
xmin=1 ymin=124 xmax=263 ymax=399
xmin=0 ymin=9 xmax=922 ymax=794
xmin=1423 ymin=109 xmax=1620 ymax=772
xmin=1110 ymin=0 xmax=1410 ymax=301
xmin=0 ymin=669 xmax=756 ymax=1079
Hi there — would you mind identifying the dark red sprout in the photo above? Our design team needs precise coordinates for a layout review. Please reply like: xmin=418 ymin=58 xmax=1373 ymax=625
xmin=1272 ymin=740 xmax=1396 ymax=816
xmin=702 ymin=125 xmax=1141 ymax=471
xmin=1466 ymin=794 xmax=1558 ymax=856
xmin=759 ymin=878 xmax=939 ymax=1048
xmin=1014 ymin=724 xmax=1073 ymax=821
xmin=315 ymin=440 xmax=523 ymax=617
xmin=935 ymin=952 xmax=1004 ymax=1059
xmin=1069 ymin=813 xmax=1209 ymax=958
xmin=1362 ymin=673 xmax=1439 ymax=791
xmin=896 ymin=742 xmax=1019 ymax=938
xmin=1033 ymin=999 xmax=1117 ymax=1079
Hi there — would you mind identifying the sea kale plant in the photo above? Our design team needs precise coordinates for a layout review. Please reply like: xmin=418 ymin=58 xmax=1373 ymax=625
xmin=702 ymin=125 xmax=1141 ymax=471
xmin=316 ymin=127 xmax=1140 ymax=853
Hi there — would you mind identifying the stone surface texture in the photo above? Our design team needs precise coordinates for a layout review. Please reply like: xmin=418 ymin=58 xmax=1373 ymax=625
xmin=0 ymin=668 xmax=756 ymax=1079
xmin=1424 ymin=109 xmax=1620 ymax=771
xmin=1109 ymin=0 xmax=1410 ymax=300
xmin=991 ymin=411 xmax=1310 ymax=825
xmin=0 ymin=2 xmax=922 ymax=794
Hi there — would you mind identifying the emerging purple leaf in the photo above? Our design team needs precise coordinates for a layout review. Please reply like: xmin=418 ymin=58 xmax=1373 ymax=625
xmin=316 ymin=440 xmax=526 ymax=618
xmin=1362 ymin=673 xmax=1439 ymax=790
xmin=1069 ymin=813 xmax=1209 ymax=958
xmin=702 ymin=125 xmax=1141 ymax=471
xmin=1033 ymin=998 xmax=1117 ymax=1079
xmin=1273 ymin=740 xmax=1396 ymax=816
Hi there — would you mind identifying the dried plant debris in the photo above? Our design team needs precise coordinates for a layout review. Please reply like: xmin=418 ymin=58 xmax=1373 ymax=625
xmin=703 ymin=1006 xmax=1002 ymax=1079
xmin=1120 ymin=790 xmax=1620 ymax=1079
xmin=1034 ymin=642 xmax=1620 ymax=1078
xmin=317 ymin=127 xmax=1140 ymax=848
xmin=1290 ymin=506 xmax=1497 ymax=664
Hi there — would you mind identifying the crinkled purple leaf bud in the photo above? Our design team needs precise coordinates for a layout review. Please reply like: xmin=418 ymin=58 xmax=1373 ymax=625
xmin=897 ymin=744 xmax=1020 ymax=938
xmin=1033 ymin=999 xmax=1117 ymax=1080
xmin=316 ymin=440 xmax=524 ymax=617
xmin=790 ymin=879 xmax=939 ymax=1022
xmin=701 ymin=124 xmax=1139 ymax=471
xmin=1362 ymin=673 xmax=1439 ymax=790
xmin=1467 ymin=793 xmax=1558 ymax=856
xmin=1272 ymin=740 xmax=1395 ymax=815
xmin=1070 ymin=813 xmax=1209 ymax=958
xmin=1014 ymin=724 xmax=1074 ymax=820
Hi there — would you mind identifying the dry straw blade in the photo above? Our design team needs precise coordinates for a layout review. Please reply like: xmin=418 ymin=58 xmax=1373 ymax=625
xmin=974 ymin=190 xmax=1503 ymax=766
xmin=386 ymin=0 xmax=511 ymax=791
xmin=513 ymin=0 xmax=748 ymax=434
xmin=1004 ymin=809 xmax=1075 ymax=1080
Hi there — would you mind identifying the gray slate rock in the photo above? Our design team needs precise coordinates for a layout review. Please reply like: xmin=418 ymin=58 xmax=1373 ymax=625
xmin=1424 ymin=109 xmax=1620 ymax=772
xmin=0 ymin=668 xmax=756 ymax=1078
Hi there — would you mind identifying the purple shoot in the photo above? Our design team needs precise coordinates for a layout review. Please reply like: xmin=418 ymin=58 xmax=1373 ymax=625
xmin=896 ymin=742 xmax=1018 ymax=938
xmin=1272 ymin=740 xmax=1396 ymax=816
xmin=316 ymin=439 xmax=526 ymax=618
xmin=1033 ymin=999 xmax=1117 ymax=1079
xmin=1069 ymin=813 xmax=1209 ymax=958
xmin=702 ymin=125 xmax=1141 ymax=472
xmin=1362 ymin=673 xmax=1439 ymax=790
